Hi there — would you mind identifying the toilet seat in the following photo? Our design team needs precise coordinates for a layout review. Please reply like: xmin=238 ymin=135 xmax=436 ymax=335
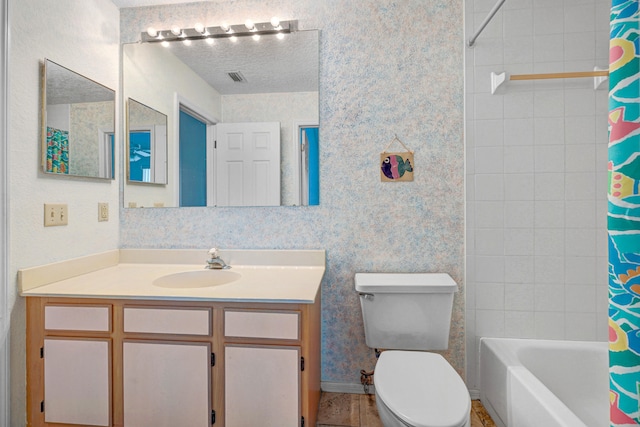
xmin=374 ymin=351 xmax=470 ymax=427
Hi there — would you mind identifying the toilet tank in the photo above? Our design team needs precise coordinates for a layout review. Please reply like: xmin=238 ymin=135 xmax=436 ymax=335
xmin=355 ymin=273 xmax=457 ymax=351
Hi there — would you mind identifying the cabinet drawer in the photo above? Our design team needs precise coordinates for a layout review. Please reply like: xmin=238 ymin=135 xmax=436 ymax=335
xmin=224 ymin=310 xmax=299 ymax=340
xmin=45 ymin=305 xmax=111 ymax=332
xmin=124 ymin=307 xmax=211 ymax=336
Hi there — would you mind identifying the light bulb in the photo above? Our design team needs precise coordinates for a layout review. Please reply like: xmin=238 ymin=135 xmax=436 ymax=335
xmin=221 ymin=23 xmax=231 ymax=33
xmin=146 ymin=27 xmax=158 ymax=37
xmin=183 ymin=39 xmax=192 ymax=46
xmin=252 ymin=34 xmax=260 ymax=41
xmin=194 ymin=23 xmax=205 ymax=34
xmin=171 ymin=26 xmax=182 ymax=36
xmin=270 ymin=17 xmax=280 ymax=28
xmin=206 ymin=37 xmax=214 ymax=45
xmin=229 ymin=35 xmax=238 ymax=42
xmin=276 ymin=32 xmax=285 ymax=40
xmin=245 ymin=19 xmax=255 ymax=31
xmin=161 ymin=40 xmax=170 ymax=47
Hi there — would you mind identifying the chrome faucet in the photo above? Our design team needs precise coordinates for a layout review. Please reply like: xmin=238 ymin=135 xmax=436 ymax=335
xmin=205 ymin=248 xmax=231 ymax=270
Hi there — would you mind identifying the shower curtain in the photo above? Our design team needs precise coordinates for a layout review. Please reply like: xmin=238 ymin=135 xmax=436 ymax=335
xmin=46 ymin=126 xmax=69 ymax=174
xmin=608 ymin=0 xmax=640 ymax=425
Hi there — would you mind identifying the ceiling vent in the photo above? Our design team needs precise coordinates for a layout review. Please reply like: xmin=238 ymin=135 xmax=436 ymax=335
xmin=227 ymin=71 xmax=247 ymax=83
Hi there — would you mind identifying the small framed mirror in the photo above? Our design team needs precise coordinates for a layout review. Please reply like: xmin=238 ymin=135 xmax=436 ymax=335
xmin=41 ymin=59 xmax=115 ymax=179
xmin=126 ymin=98 xmax=168 ymax=184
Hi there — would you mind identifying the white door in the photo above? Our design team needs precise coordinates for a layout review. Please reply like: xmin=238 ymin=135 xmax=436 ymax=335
xmin=225 ymin=345 xmax=300 ymax=427
xmin=123 ymin=341 xmax=211 ymax=427
xmin=215 ymin=122 xmax=280 ymax=206
xmin=43 ymin=338 xmax=111 ymax=426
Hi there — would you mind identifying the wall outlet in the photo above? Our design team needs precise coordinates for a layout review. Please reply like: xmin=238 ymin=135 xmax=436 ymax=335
xmin=44 ymin=204 xmax=68 ymax=227
xmin=98 ymin=202 xmax=109 ymax=222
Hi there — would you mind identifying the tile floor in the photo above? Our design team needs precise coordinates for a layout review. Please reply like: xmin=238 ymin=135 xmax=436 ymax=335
xmin=316 ymin=392 xmax=496 ymax=427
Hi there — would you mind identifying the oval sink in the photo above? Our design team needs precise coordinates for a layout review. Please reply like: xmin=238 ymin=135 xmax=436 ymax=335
xmin=153 ymin=270 xmax=241 ymax=289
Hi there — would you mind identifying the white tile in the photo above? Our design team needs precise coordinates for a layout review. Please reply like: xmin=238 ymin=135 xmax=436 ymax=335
xmin=474 ymin=12 xmax=503 ymax=39
xmin=475 ymin=119 xmax=504 ymax=146
xmin=534 ymin=118 xmax=565 ymax=145
xmin=504 ymin=256 xmax=535 ymax=284
xmin=565 ymin=116 xmax=596 ymax=145
xmin=504 ymin=36 xmax=534 ymax=66
xmin=535 ymin=200 xmax=565 ymax=228
xmin=474 ymin=66 xmax=499 ymax=95
xmin=596 ymin=312 xmax=609 ymax=342
xmin=476 ymin=256 xmax=505 ymax=282
xmin=564 ymin=32 xmax=596 ymax=61
xmin=505 ymin=173 xmax=534 ymax=200
xmin=535 ymin=228 xmax=565 ymax=256
xmin=565 ymin=285 xmax=596 ymax=313
xmin=564 ymin=89 xmax=596 ymax=117
xmin=534 ymin=91 xmax=565 ymax=117
xmin=534 ymin=145 xmax=565 ymax=173
xmin=475 ymin=174 xmax=505 ymax=201
xmin=535 ymin=312 xmax=565 ymax=339
xmin=565 ymin=228 xmax=596 ymax=257
xmin=505 ymin=311 xmax=535 ymax=337
xmin=565 ymin=313 xmax=597 ymax=341
xmin=476 ymin=146 xmax=505 ymax=173
xmin=504 ymin=146 xmax=534 ymax=173
xmin=535 ymin=173 xmax=565 ymax=201
xmin=565 ymin=144 xmax=595 ymax=173
xmin=565 ymin=201 xmax=596 ymax=228
xmin=535 ymin=256 xmax=565 ymax=284
xmin=595 ymin=281 xmax=608 ymax=315
xmin=475 ymin=93 xmax=504 ymax=120
xmin=505 ymin=91 xmax=535 ymax=119
xmin=476 ymin=201 xmax=505 ymax=228
xmin=505 ymin=283 xmax=535 ymax=310
xmin=533 ymin=34 xmax=565 ymax=63
xmin=565 ymin=172 xmax=596 ymax=200
xmin=533 ymin=7 xmax=564 ymax=35
xmin=564 ymin=5 xmax=595 ymax=34
xmin=476 ymin=283 xmax=505 ymax=310
xmin=504 ymin=119 xmax=534 ymax=145
xmin=476 ymin=228 xmax=505 ymax=255
xmin=505 ymin=201 xmax=534 ymax=228
xmin=475 ymin=38 xmax=505 ymax=66
xmin=595 ymin=228 xmax=608 ymax=257
xmin=476 ymin=310 xmax=506 ymax=337
xmin=535 ymin=284 xmax=565 ymax=311
xmin=565 ymin=256 xmax=597 ymax=285
xmin=504 ymin=9 xmax=533 ymax=37
xmin=505 ymin=228 xmax=535 ymax=256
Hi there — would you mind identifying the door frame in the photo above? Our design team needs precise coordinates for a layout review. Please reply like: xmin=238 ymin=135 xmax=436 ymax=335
xmin=292 ymin=120 xmax=319 ymax=206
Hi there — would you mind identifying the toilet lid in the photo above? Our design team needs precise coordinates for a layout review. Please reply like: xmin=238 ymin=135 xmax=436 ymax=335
xmin=374 ymin=351 xmax=470 ymax=427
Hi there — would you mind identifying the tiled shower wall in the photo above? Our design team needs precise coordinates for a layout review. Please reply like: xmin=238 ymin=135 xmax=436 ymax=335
xmin=465 ymin=0 xmax=610 ymax=390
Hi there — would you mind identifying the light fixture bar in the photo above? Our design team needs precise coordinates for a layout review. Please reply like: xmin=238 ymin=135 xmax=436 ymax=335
xmin=141 ymin=20 xmax=297 ymax=43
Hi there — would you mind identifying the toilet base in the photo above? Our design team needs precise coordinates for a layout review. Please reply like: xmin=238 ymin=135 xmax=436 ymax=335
xmin=375 ymin=390 xmax=471 ymax=427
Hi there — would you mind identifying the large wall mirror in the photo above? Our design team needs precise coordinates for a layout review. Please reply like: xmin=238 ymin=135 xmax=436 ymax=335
xmin=42 ymin=59 xmax=115 ymax=179
xmin=122 ymin=29 xmax=319 ymax=208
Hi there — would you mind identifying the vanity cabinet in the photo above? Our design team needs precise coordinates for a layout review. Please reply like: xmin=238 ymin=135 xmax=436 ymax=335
xmin=26 ymin=297 xmax=321 ymax=427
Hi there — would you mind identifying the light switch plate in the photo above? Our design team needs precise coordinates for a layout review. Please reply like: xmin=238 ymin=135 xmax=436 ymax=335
xmin=98 ymin=203 xmax=109 ymax=222
xmin=44 ymin=204 xmax=68 ymax=226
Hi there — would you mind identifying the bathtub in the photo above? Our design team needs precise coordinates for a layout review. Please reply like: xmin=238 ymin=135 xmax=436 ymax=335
xmin=479 ymin=338 xmax=608 ymax=427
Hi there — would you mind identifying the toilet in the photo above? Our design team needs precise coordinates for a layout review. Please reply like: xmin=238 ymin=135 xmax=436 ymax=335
xmin=355 ymin=273 xmax=470 ymax=427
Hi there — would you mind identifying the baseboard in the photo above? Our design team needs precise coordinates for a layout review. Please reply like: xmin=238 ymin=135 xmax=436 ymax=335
xmin=469 ymin=389 xmax=480 ymax=400
xmin=321 ymin=381 xmax=375 ymax=395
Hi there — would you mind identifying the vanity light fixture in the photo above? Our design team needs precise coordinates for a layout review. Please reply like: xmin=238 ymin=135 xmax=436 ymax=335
xmin=140 ymin=18 xmax=297 ymax=45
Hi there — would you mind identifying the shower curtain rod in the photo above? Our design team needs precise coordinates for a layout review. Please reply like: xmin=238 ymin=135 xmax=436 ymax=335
xmin=467 ymin=0 xmax=506 ymax=47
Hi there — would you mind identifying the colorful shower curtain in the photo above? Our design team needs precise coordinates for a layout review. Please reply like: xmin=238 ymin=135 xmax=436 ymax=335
xmin=608 ymin=0 xmax=640 ymax=425
xmin=46 ymin=126 xmax=69 ymax=174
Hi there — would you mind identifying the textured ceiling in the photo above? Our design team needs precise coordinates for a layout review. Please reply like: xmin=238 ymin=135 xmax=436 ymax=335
xmin=45 ymin=60 xmax=115 ymax=105
xmin=162 ymin=30 xmax=318 ymax=95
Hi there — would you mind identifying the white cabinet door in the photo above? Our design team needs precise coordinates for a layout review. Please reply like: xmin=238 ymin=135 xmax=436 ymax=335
xmin=123 ymin=341 xmax=211 ymax=427
xmin=225 ymin=345 xmax=300 ymax=427
xmin=43 ymin=338 xmax=110 ymax=426
xmin=215 ymin=122 xmax=281 ymax=206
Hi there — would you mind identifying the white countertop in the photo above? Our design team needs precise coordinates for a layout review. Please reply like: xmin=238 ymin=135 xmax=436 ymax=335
xmin=19 ymin=249 xmax=325 ymax=304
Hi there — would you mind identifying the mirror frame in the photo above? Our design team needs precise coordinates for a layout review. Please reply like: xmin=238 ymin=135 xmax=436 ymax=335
xmin=41 ymin=59 xmax=116 ymax=180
